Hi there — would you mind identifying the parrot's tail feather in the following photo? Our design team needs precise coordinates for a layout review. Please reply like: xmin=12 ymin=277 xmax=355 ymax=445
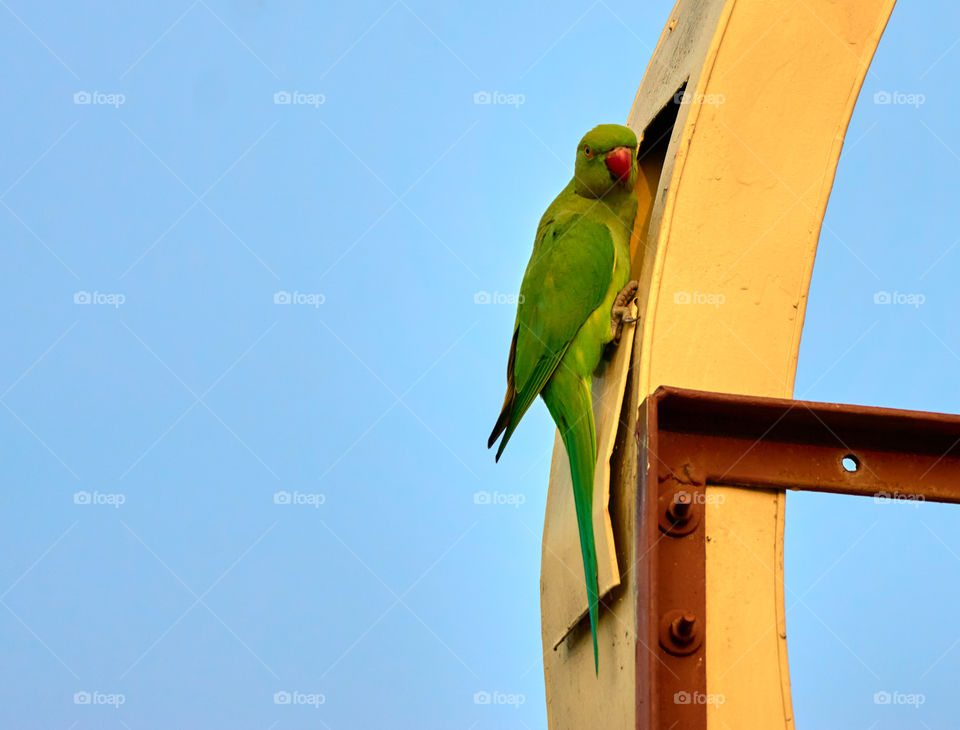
xmin=543 ymin=371 xmax=600 ymax=675
xmin=489 ymin=328 xmax=520 ymax=453
xmin=494 ymin=419 xmax=518 ymax=462
xmin=491 ymin=339 xmax=568 ymax=463
xmin=488 ymin=392 xmax=513 ymax=450
xmin=493 ymin=351 xmax=561 ymax=462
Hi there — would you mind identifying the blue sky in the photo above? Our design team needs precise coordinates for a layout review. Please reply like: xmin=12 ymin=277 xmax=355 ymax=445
xmin=1 ymin=1 xmax=959 ymax=728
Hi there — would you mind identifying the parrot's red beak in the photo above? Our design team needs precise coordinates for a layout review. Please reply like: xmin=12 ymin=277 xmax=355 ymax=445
xmin=604 ymin=146 xmax=632 ymax=183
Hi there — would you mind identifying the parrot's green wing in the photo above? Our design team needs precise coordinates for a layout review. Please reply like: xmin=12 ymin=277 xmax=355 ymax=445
xmin=488 ymin=212 xmax=615 ymax=459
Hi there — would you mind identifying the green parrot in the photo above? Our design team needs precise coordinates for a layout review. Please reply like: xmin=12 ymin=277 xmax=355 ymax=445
xmin=488 ymin=124 xmax=639 ymax=673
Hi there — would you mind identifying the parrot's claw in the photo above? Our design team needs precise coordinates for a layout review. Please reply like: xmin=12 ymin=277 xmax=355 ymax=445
xmin=614 ymin=280 xmax=640 ymax=309
xmin=610 ymin=280 xmax=640 ymax=344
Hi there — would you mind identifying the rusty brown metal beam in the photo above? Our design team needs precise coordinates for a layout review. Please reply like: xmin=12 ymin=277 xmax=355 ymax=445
xmin=636 ymin=392 xmax=706 ymax=728
xmin=636 ymin=386 xmax=960 ymax=729
xmin=655 ymin=386 xmax=960 ymax=502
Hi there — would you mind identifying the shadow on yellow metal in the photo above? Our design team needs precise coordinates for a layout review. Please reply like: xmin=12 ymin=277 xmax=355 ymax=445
xmin=539 ymin=0 xmax=898 ymax=727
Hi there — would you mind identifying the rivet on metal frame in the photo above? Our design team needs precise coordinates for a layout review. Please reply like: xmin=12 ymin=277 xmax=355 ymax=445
xmin=659 ymin=608 xmax=703 ymax=656
xmin=658 ymin=478 xmax=702 ymax=536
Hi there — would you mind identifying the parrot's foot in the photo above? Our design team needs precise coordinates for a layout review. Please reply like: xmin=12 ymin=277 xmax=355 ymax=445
xmin=611 ymin=280 xmax=640 ymax=344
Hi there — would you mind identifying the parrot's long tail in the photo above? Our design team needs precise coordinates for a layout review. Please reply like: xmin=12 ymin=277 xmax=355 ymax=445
xmin=542 ymin=368 xmax=600 ymax=675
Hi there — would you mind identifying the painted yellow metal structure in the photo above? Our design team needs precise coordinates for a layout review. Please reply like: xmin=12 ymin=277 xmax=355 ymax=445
xmin=539 ymin=0 xmax=898 ymax=727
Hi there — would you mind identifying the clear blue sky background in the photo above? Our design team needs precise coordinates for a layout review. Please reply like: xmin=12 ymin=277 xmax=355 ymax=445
xmin=1 ymin=1 xmax=958 ymax=728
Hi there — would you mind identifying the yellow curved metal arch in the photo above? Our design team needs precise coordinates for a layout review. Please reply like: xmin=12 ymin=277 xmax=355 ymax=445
xmin=540 ymin=0 xmax=898 ymax=727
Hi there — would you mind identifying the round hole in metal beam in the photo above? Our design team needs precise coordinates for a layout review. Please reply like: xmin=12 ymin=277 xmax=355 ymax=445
xmin=841 ymin=455 xmax=860 ymax=473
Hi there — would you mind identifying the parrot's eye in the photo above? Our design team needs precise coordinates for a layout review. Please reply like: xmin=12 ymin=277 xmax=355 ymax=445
xmin=583 ymin=145 xmax=593 ymax=158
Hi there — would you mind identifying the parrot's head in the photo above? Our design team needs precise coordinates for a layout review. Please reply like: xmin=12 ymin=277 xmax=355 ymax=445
xmin=573 ymin=124 xmax=638 ymax=199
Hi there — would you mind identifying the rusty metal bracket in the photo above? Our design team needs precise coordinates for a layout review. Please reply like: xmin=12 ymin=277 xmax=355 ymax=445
xmin=636 ymin=385 xmax=960 ymax=729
